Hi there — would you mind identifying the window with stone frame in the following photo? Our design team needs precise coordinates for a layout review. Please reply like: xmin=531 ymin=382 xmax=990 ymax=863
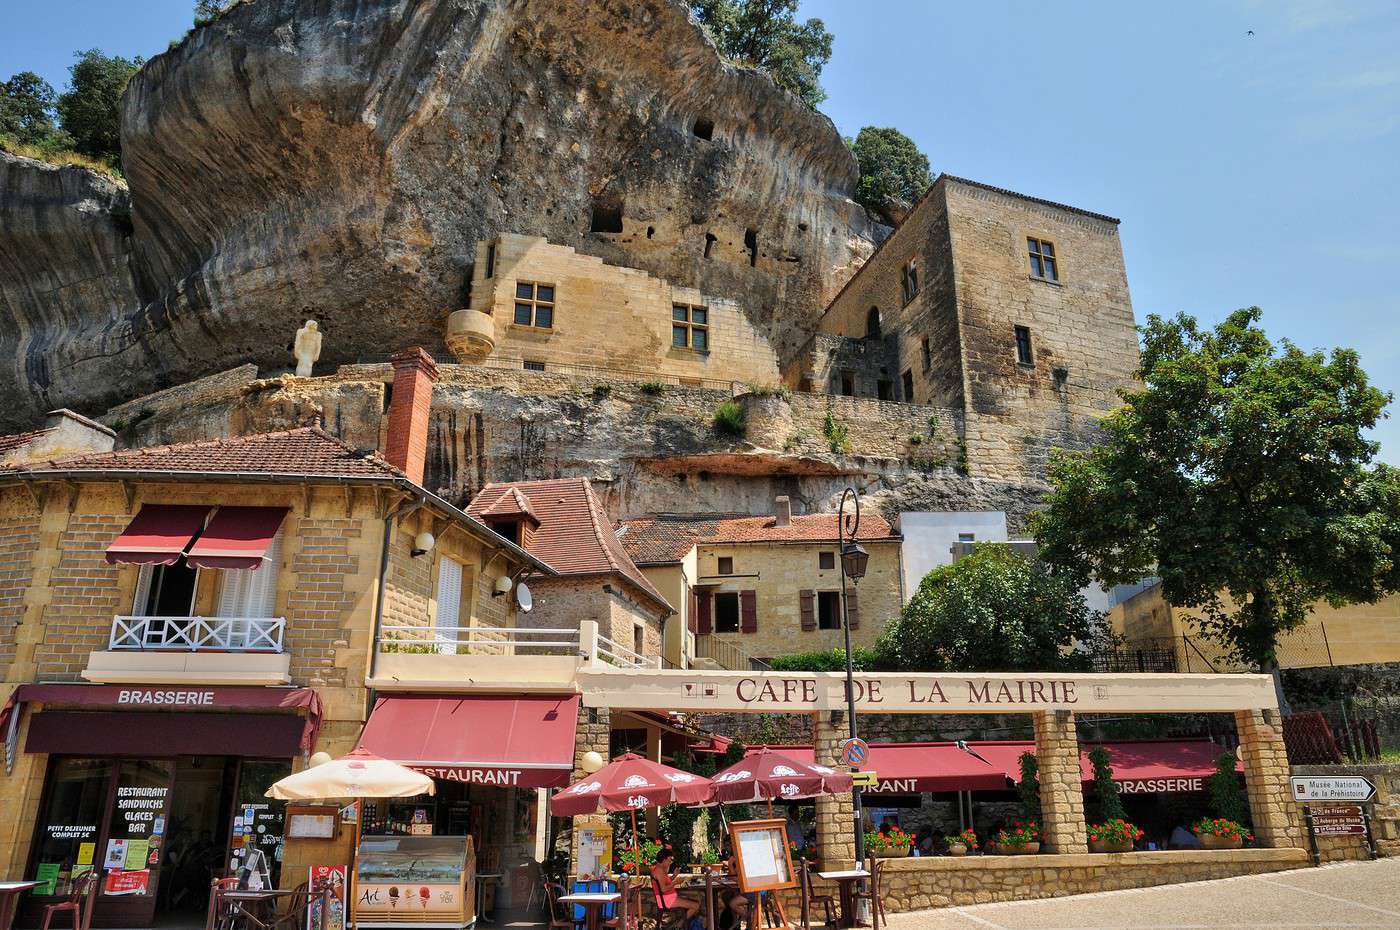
xmin=672 ymin=304 xmax=709 ymax=351
xmin=514 ymin=281 xmax=555 ymax=328
xmin=901 ymin=257 xmax=920 ymax=304
xmin=921 ymin=337 xmax=932 ymax=372
xmin=714 ymin=591 xmax=740 ymax=633
xmin=717 ymin=556 xmax=734 ymax=575
xmin=1015 ymin=325 xmax=1034 ymax=366
xmin=1027 ymin=237 xmax=1059 ymax=282
xmin=818 ymin=551 xmax=835 ymax=570
xmin=902 ymin=369 xmax=915 ymax=401
xmin=816 ymin=590 xmax=841 ymax=630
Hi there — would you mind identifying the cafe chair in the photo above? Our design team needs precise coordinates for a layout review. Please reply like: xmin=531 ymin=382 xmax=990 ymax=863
xmin=648 ymin=876 xmax=690 ymax=930
xmin=273 ymin=881 xmax=313 ymax=930
xmin=797 ymin=862 xmax=835 ymax=929
xmin=206 ymin=877 xmax=241 ymax=930
xmin=604 ymin=876 xmax=639 ymax=930
xmin=40 ymin=870 xmax=98 ymax=930
xmin=849 ymin=860 xmax=886 ymax=930
xmin=543 ymin=881 xmax=576 ymax=930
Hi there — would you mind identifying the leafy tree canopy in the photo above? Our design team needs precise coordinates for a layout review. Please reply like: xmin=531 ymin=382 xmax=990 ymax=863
xmin=1032 ymin=308 xmax=1400 ymax=670
xmin=876 ymin=543 xmax=1104 ymax=672
xmin=56 ymin=49 xmax=143 ymax=164
xmin=849 ymin=126 xmax=932 ymax=223
xmin=690 ymin=0 xmax=833 ymax=108
xmin=0 ymin=72 xmax=70 ymax=150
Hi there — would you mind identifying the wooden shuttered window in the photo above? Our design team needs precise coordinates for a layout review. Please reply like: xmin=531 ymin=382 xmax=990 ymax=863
xmin=695 ymin=591 xmax=712 ymax=635
xmin=846 ymin=590 xmax=859 ymax=630
xmin=799 ymin=589 xmax=816 ymax=632
xmin=740 ymin=590 xmax=758 ymax=634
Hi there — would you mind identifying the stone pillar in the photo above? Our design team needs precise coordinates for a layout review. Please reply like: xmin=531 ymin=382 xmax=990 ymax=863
xmin=1033 ymin=710 xmax=1087 ymax=854
xmin=813 ymin=711 xmax=856 ymax=865
xmin=570 ymin=703 xmax=612 ymax=876
xmin=1235 ymin=709 xmax=1306 ymax=848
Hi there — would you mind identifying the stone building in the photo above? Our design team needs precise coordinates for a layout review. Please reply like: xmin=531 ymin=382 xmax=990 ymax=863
xmin=617 ymin=496 xmax=903 ymax=667
xmin=0 ymin=410 xmax=115 ymax=467
xmin=790 ymin=174 xmax=1141 ymax=481
xmin=447 ymin=233 xmax=783 ymax=389
xmin=467 ymin=477 xmax=674 ymax=665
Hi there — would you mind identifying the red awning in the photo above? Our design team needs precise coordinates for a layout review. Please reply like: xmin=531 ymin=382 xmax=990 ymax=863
xmin=749 ymin=744 xmax=1011 ymax=794
xmin=186 ymin=506 xmax=289 ymax=570
xmin=357 ymin=694 xmax=580 ymax=789
xmin=104 ymin=504 xmax=212 ymax=566
xmin=27 ymin=711 xmax=305 ymax=757
xmin=1082 ymin=740 xmax=1241 ymax=795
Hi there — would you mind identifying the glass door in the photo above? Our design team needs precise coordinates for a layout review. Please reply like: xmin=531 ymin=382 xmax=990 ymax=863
xmin=98 ymin=758 xmax=174 ymax=927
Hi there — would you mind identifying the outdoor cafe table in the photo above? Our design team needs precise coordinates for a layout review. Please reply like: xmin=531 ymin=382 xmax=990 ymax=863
xmin=815 ymin=869 xmax=870 ymax=929
xmin=0 ymin=882 xmax=39 ymax=930
xmin=214 ymin=888 xmax=305 ymax=930
xmin=677 ymin=871 xmax=739 ymax=930
xmin=557 ymin=890 xmax=620 ymax=930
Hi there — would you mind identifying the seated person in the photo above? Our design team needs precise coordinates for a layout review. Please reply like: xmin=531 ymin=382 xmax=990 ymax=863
xmin=717 ymin=887 xmax=750 ymax=930
xmin=650 ymin=849 xmax=702 ymax=920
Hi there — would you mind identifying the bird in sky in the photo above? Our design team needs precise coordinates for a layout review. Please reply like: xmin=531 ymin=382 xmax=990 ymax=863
xmin=1247 ymin=29 xmax=1255 ymax=36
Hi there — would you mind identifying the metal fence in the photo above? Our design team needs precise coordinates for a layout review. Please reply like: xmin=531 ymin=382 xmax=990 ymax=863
xmin=1284 ymin=701 xmax=1400 ymax=765
xmin=1103 ymin=627 xmax=1339 ymax=674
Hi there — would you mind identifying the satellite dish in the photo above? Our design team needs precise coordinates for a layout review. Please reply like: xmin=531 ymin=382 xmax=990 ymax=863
xmin=516 ymin=581 xmax=533 ymax=613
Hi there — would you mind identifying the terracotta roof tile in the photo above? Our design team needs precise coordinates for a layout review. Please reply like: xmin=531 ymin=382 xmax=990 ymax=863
xmin=468 ymin=478 xmax=673 ymax=615
xmin=1 ymin=427 xmax=407 ymax=480
xmin=618 ymin=510 xmax=900 ymax=565
xmin=0 ymin=427 xmax=56 ymax=459
xmin=480 ymin=486 xmax=539 ymax=523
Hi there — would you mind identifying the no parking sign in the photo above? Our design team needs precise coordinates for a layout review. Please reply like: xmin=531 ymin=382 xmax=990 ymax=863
xmin=839 ymin=737 xmax=869 ymax=767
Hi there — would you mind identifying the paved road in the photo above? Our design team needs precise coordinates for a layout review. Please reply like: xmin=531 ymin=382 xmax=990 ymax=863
xmin=884 ymin=859 xmax=1400 ymax=930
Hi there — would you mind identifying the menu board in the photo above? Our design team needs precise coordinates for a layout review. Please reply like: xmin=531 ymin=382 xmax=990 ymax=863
xmin=728 ymin=819 xmax=795 ymax=893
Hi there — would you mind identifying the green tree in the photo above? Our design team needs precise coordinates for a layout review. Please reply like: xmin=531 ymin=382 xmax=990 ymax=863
xmin=1087 ymin=747 xmax=1127 ymax=823
xmin=0 ymin=72 xmax=69 ymax=149
xmin=690 ymin=0 xmax=833 ymax=108
xmin=56 ymin=49 xmax=143 ymax=164
xmin=1032 ymin=308 xmax=1400 ymax=672
xmin=876 ymin=543 xmax=1104 ymax=672
xmin=849 ymin=126 xmax=932 ymax=223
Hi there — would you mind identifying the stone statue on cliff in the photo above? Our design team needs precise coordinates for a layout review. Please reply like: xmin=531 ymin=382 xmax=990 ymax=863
xmin=293 ymin=320 xmax=322 ymax=377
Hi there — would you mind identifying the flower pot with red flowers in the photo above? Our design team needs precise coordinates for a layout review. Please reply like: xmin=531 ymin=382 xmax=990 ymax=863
xmin=1088 ymin=818 xmax=1144 ymax=853
xmin=864 ymin=827 xmax=912 ymax=858
xmin=943 ymin=829 xmax=978 ymax=856
xmin=1193 ymin=817 xmax=1251 ymax=849
xmin=788 ymin=840 xmax=818 ymax=866
xmin=992 ymin=821 xmax=1041 ymax=855
xmin=617 ymin=839 xmax=664 ymax=874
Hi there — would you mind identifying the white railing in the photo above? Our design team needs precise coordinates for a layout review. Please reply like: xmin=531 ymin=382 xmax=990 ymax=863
xmin=695 ymin=634 xmax=772 ymax=671
xmin=378 ymin=624 xmax=582 ymax=657
xmin=595 ymin=633 xmax=662 ymax=670
xmin=109 ymin=616 xmax=286 ymax=653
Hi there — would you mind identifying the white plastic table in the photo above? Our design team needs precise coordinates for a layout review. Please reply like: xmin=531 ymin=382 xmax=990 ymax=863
xmin=558 ymin=891 xmax=620 ymax=930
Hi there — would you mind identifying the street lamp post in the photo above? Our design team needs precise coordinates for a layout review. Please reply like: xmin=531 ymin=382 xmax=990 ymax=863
xmin=836 ymin=487 xmax=870 ymax=865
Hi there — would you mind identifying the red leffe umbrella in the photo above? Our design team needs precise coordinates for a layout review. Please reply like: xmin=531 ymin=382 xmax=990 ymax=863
xmin=712 ymin=748 xmax=854 ymax=812
xmin=550 ymin=752 xmax=714 ymax=816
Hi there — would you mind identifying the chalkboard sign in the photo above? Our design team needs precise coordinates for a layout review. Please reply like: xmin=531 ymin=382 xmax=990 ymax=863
xmin=728 ymin=819 xmax=795 ymax=893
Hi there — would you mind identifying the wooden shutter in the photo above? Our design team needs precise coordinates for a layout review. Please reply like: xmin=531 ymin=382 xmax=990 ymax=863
xmin=846 ymin=590 xmax=860 ymax=630
xmin=799 ymin=589 xmax=815 ymax=632
xmin=695 ymin=592 xmax=712 ymax=635
xmin=687 ymin=587 xmax=698 ymax=634
xmin=740 ymin=590 xmax=758 ymax=634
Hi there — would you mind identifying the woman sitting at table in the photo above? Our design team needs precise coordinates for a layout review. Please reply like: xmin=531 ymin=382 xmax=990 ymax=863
xmin=650 ymin=849 xmax=702 ymax=921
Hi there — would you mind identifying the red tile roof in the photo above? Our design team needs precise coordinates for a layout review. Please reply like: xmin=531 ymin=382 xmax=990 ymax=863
xmin=0 ymin=427 xmax=55 ymax=459
xmin=480 ymin=486 xmax=539 ymax=524
xmin=1 ymin=426 xmax=407 ymax=480
xmin=617 ymin=511 xmax=900 ymax=565
xmin=468 ymin=478 xmax=673 ymax=615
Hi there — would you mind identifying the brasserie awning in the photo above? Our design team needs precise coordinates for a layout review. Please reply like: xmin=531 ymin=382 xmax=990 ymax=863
xmin=356 ymin=694 xmax=580 ymax=789
xmin=748 ymin=743 xmax=1012 ymax=793
xmin=104 ymin=504 xmax=212 ymax=566
xmin=185 ymin=506 xmax=289 ymax=570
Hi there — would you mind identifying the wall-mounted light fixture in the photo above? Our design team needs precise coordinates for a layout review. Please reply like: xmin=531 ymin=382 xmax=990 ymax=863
xmin=411 ymin=531 xmax=436 ymax=558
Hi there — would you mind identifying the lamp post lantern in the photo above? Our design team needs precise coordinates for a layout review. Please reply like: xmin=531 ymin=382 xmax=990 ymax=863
xmin=836 ymin=487 xmax=868 ymax=864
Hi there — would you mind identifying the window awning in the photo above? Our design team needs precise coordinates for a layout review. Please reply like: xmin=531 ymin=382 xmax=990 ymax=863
xmin=27 ymin=711 xmax=305 ymax=757
xmin=356 ymin=694 xmax=580 ymax=789
xmin=1081 ymin=740 xmax=1242 ymax=795
xmin=104 ymin=504 xmax=212 ymax=566
xmin=186 ymin=506 xmax=290 ymax=570
xmin=749 ymin=743 xmax=1011 ymax=794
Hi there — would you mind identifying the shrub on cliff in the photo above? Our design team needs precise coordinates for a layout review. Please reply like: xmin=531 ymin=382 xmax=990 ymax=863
xmin=849 ymin=127 xmax=932 ymax=224
xmin=877 ymin=543 xmax=1104 ymax=672
xmin=690 ymin=0 xmax=833 ymax=108
xmin=57 ymin=49 xmax=143 ymax=165
xmin=713 ymin=400 xmax=747 ymax=438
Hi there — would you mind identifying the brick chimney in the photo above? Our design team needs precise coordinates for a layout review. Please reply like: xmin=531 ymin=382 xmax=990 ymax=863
xmin=384 ymin=347 xmax=439 ymax=485
xmin=774 ymin=495 xmax=791 ymax=527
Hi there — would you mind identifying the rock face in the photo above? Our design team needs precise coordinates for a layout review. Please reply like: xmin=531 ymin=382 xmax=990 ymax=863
xmin=0 ymin=0 xmax=879 ymax=431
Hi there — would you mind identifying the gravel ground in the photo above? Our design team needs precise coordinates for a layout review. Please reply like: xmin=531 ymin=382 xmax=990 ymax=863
xmin=881 ymin=858 xmax=1400 ymax=930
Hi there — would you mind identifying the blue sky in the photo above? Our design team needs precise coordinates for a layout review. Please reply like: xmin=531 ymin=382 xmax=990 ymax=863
xmin=4 ymin=0 xmax=1397 ymax=462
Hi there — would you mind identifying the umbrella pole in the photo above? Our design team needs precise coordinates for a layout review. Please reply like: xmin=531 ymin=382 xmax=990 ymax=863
xmin=767 ymin=798 xmax=773 ymax=818
xmin=631 ymin=807 xmax=639 ymax=867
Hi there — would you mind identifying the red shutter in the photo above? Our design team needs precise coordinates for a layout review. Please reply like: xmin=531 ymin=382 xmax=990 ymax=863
xmin=846 ymin=590 xmax=859 ymax=630
xmin=687 ymin=588 xmax=698 ymax=634
xmin=799 ymin=590 xmax=816 ymax=632
xmin=740 ymin=590 xmax=758 ymax=634
xmin=695 ymin=592 xmax=712 ymax=635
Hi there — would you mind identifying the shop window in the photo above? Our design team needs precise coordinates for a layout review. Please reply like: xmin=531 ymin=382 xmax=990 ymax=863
xmin=216 ymin=528 xmax=283 ymax=620
xmin=513 ymin=282 xmax=554 ymax=329
xmin=133 ymin=561 xmax=199 ymax=617
xmin=29 ymin=758 xmax=110 ymax=898
xmin=902 ymin=369 xmax=915 ymax=401
xmin=1028 ymin=237 xmax=1059 ymax=281
xmin=901 ymin=257 xmax=919 ymax=304
xmin=672 ymin=304 xmax=709 ymax=352
xmin=819 ymin=552 xmax=835 ymax=570
xmin=1015 ymin=325 xmax=1034 ymax=366
xmin=714 ymin=592 xmax=740 ymax=633
xmin=717 ymin=556 xmax=734 ymax=575
xmin=817 ymin=591 xmax=841 ymax=630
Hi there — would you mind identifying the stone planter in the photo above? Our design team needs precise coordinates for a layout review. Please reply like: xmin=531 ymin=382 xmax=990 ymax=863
xmin=1089 ymin=838 xmax=1134 ymax=854
xmin=993 ymin=842 xmax=1041 ymax=855
xmin=946 ymin=844 xmax=968 ymax=857
xmin=1199 ymin=833 xmax=1243 ymax=850
xmin=873 ymin=846 xmax=910 ymax=858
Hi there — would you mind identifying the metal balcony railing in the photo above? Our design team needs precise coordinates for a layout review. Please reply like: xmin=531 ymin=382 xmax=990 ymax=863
xmin=694 ymin=634 xmax=771 ymax=672
xmin=378 ymin=621 xmax=660 ymax=669
xmin=109 ymin=615 xmax=286 ymax=652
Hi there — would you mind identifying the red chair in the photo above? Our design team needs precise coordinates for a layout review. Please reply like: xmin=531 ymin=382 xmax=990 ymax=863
xmin=206 ymin=877 xmax=241 ymax=930
xmin=40 ymin=871 xmax=97 ymax=930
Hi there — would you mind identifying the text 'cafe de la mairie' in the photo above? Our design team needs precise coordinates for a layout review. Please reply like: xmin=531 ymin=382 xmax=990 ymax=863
xmin=0 ymin=348 xmax=1338 ymax=924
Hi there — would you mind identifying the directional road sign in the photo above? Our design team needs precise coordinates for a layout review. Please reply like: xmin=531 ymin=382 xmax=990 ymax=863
xmin=850 ymin=771 xmax=878 ymax=788
xmin=1290 ymin=775 xmax=1376 ymax=803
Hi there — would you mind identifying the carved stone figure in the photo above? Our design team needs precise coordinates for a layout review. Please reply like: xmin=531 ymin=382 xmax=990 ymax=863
xmin=293 ymin=320 xmax=322 ymax=377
